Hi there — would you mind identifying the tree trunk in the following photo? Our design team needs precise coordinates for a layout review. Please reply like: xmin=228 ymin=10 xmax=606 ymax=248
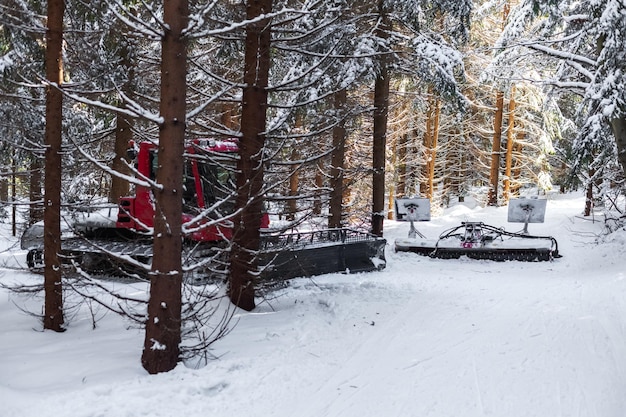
xmin=427 ymin=98 xmax=441 ymax=200
xmin=0 ymin=166 xmax=7 ymax=204
xmin=420 ymin=101 xmax=432 ymax=197
xmin=313 ymin=161 xmax=323 ymax=216
xmin=597 ymin=31 xmax=626 ymax=177
xmin=43 ymin=0 xmax=65 ymax=332
xmin=396 ymin=132 xmax=408 ymax=198
xmin=488 ymin=90 xmax=505 ymax=206
xmin=487 ymin=3 xmax=510 ymax=206
xmin=11 ymin=156 xmax=17 ymax=237
xmin=29 ymin=157 xmax=43 ymax=226
xmin=511 ymin=139 xmax=524 ymax=196
xmin=584 ymin=169 xmax=595 ymax=217
xmin=371 ymin=3 xmax=391 ymax=237
xmin=221 ymin=102 xmax=237 ymax=131
xmin=503 ymin=85 xmax=516 ymax=202
xmin=287 ymin=148 xmax=299 ymax=221
xmin=611 ymin=116 xmax=626 ymax=177
xmin=110 ymin=41 xmax=134 ymax=203
xmin=141 ymin=0 xmax=188 ymax=375
xmin=329 ymin=88 xmax=347 ymax=229
xmin=229 ymin=0 xmax=272 ymax=311
xmin=288 ymin=112 xmax=304 ymax=220
xmin=110 ymin=112 xmax=132 ymax=203
xmin=387 ymin=137 xmax=397 ymax=220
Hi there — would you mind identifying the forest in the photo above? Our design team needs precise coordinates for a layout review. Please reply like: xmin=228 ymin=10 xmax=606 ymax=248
xmin=1 ymin=0 xmax=625 ymax=374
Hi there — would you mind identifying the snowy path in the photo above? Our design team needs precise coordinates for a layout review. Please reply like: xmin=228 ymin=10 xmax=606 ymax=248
xmin=2 ymin=193 xmax=626 ymax=417
xmin=296 ymin=260 xmax=626 ymax=417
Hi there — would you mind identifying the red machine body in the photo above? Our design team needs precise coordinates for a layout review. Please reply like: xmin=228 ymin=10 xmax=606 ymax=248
xmin=116 ymin=139 xmax=269 ymax=242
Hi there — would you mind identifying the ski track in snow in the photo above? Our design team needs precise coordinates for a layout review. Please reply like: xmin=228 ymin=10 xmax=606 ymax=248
xmin=1 ymin=193 xmax=626 ymax=417
xmin=295 ymin=266 xmax=625 ymax=417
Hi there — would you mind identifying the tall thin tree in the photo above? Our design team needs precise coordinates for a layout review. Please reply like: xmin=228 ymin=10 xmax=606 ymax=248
xmin=371 ymin=0 xmax=391 ymax=237
xmin=141 ymin=0 xmax=188 ymax=374
xmin=487 ymin=2 xmax=510 ymax=206
xmin=110 ymin=40 xmax=135 ymax=203
xmin=487 ymin=89 xmax=504 ymax=206
xmin=503 ymin=84 xmax=516 ymax=201
xmin=229 ymin=0 xmax=272 ymax=311
xmin=329 ymin=88 xmax=347 ymax=229
xmin=43 ymin=0 xmax=65 ymax=332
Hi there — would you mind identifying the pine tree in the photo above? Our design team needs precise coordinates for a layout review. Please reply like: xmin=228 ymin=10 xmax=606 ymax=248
xmin=141 ymin=0 xmax=188 ymax=374
xmin=229 ymin=0 xmax=272 ymax=311
xmin=43 ymin=0 xmax=65 ymax=332
xmin=492 ymin=0 xmax=626 ymax=201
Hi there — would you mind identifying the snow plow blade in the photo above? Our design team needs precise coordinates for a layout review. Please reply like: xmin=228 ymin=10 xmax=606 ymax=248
xmin=258 ymin=228 xmax=386 ymax=281
xmin=395 ymin=222 xmax=560 ymax=262
xmin=395 ymin=241 xmax=555 ymax=261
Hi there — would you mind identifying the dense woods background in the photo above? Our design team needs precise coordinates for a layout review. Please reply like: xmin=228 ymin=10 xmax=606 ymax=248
xmin=1 ymin=0 xmax=625 ymax=372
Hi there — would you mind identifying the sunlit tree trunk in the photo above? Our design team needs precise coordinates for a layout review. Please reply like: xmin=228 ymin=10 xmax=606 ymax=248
xmin=427 ymin=98 xmax=441 ymax=200
xmin=503 ymin=85 xmax=516 ymax=202
xmin=141 ymin=0 xmax=188 ymax=374
xmin=396 ymin=132 xmax=408 ymax=198
xmin=387 ymin=137 xmax=396 ymax=220
xmin=511 ymin=139 xmax=524 ymax=197
xmin=287 ymin=147 xmax=299 ymax=221
xmin=229 ymin=0 xmax=272 ymax=311
xmin=487 ymin=3 xmax=510 ymax=206
xmin=43 ymin=0 xmax=65 ymax=332
xmin=488 ymin=90 xmax=504 ymax=206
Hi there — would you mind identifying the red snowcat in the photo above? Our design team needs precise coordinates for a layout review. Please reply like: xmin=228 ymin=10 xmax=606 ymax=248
xmin=22 ymin=139 xmax=386 ymax=281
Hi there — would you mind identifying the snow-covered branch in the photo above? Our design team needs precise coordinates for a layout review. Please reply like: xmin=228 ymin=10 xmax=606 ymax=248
xmin=186 ymin=9 xmax=305 ymax=39
xmin=72 ymin=140 xmax=161 ymax=191
xmin=526 ymin=42 xmax=596 ymax=71
xmin=56 ymin=82 xmax=164 ymax=125
xmin=109 ymin=0 xmax=165 ymax=40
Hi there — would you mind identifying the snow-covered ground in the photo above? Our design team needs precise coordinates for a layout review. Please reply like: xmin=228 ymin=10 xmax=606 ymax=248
xmin=1 ymin=192 xmax=626 ymax=417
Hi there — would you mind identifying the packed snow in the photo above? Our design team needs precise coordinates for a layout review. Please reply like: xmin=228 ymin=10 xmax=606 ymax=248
xmin=1 ymin=192 xmax=626 ymax=417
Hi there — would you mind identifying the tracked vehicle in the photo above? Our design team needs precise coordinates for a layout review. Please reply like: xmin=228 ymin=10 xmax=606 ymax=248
xmin=22 ymin=139 xmax=386 ymax=280
xmin=393 ymin=197 xmax=560 ymax=261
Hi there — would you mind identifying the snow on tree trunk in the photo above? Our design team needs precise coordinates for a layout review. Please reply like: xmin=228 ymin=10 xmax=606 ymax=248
xmin=229 ymin=0 xmax=272 ymax=311
xmin=43 ymin=0 xmax=65 ymax=332
xmin=141 ymin=0 xmax=188 ymax=374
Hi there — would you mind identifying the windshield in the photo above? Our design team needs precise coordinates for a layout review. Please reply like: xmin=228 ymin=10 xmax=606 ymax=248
xmin=183 ymin=157 xmax=236 ymax=216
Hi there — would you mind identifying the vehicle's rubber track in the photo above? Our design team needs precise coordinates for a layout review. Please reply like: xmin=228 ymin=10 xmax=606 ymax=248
xmin=26 ymin=228 xmax=387 ymax=281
